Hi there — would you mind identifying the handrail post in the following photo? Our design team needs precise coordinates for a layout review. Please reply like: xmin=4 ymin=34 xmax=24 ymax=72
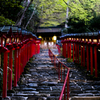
xmin=61 ymin=64 xmax=62 ymax=82
xmin=67 ymin=74 xmax=70 ymax=100
xmin=64 ymin=86 xmax=66 ymax=100
xmin=58 ymin=62 xmax=60 ymax=80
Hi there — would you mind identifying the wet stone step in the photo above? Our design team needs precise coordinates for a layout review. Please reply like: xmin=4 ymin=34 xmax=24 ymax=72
xmin=36 ymin=87 xmax=50 ymax=91
xmin=77 ymin=93 xmax=94 ymax=96
xmin=14 ymin=93 xmax=34 ymax=96
xmin=11 ymin=96 xmax=28 ymax=100
xmin=36 ymin=93 xmax=50 ymax=97
xmin=70 ymin=90 xmax=83 ymax=93
xmin=47 ymin=96 xmax=59 ymax=100
xmin=27 ymin=83 xmax=38 ymax=88
xmin=28 ymin=96 xmax=49 ymax=100
xmin=22 ymin=91 xmax=39 ymax=94
xmin=22 ymin=88 xmax=37 ymax=91
xmin=29 ymin=69 xmax=37 ymax=72
xmin=40 ymin=81 xmax=58 ymax=85
xmin=38 ymin=90 xmax=61 ymax=94
xmin=71 ymin=96 xmax=100 ymax=100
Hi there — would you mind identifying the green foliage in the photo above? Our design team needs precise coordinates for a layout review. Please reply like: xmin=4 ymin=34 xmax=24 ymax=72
xmin=67 ymin=18 xmax=87 ymax=33
xmin=0 ymin=16 xmax=15 ymax=25
xmin=67 ymin=58 xmax=73 ymax=63
xmin=33 ymin=0 xmax=67 ymax=27
xmin=23 ymin=3 xmax=40 ymax=32
xmin=0 ymin=0 xmax=23 ymax=21
xmin=66 ymin=0 xmax=100 ymax=33
xmin=89 ymin=15 xmax=100 ymax=31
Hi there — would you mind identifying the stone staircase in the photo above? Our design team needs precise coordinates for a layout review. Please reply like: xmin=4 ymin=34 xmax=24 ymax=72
xmin=2 ymin=48 xmax=100 ymax=100
xmin=58 ymin=56 xmax=100 ymax=100
xmin=4 ymin=49 xmax=63 ymax=100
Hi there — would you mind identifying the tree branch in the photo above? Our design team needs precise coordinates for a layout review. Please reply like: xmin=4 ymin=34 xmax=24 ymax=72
xmin=63 ymin=0 xmax=68 ymax=6
xmin=15 ymin=0 xmax=33 ymax=26
xmin=25 ymin=8 xmax=35 ymax=29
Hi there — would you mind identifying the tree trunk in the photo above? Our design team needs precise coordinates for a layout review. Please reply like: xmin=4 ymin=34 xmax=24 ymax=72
xmin=25 ymin=9 xmax=35 ymax=29
xmin=15 ymin=0 xmax=33 ymax=27
xmin=65 ymin=6 xmax=69 ymax=28
xmin=65 ymin=0 xmax=69 ymax=28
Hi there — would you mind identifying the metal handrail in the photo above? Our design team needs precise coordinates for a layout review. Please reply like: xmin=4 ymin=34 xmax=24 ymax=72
xmin=56 ymin=44 xmax=61 ymax=54
xmin=48 ymin=49 xmax=70 ymax=100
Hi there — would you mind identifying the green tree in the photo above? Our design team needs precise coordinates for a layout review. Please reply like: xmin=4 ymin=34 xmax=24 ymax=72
xmin=66 ymin=0 xmax=100 ymax=33
xmin=16 ymin=0 xmax=34 ymax=26
xmin=21 ymin=3 xmax=40 ymax=32
xmin=33 ymin=0 xmax=67 ymax=27
xmin=0 ymin=0 xmax=23 ymax=25
xmin=0 ymin=16 xmax=15 ymax=25
xmin=0 ymin=0 xmax=23 ymax=21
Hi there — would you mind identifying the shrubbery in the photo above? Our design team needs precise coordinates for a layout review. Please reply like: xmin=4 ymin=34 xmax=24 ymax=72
xmin=0 ymin=16 xmax=15 ymax=25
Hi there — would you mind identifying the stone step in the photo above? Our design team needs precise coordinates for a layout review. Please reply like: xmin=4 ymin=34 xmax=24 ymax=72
xmin=70 ymin=96 xmax=100 ymax=100
xmin=7 ymin=96 xmax=28 ymax=100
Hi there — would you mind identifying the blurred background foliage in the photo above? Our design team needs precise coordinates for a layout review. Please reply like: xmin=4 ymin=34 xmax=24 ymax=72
xmin=0 ymin=0 xmax=100 ymax=33
xmin=66 ymin=0 xmax=100 ymax=33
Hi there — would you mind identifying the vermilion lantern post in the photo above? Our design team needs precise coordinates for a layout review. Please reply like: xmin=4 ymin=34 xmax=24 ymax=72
xmin=97 ymin=31 xmax=100 ymax=77
xmin=3 ymin=26 xmax=14 ymax=91
xmin=88 ymin=32 xmax=93 ymax=75
xmin=83 ymin=33 xmax=86 ymax=67
xmin=61 ymin=39 xmax=65 ymax=57
xmin=67 ymin=36 xmax=70 ymax=58
xmin=71 ymin=34 xmax=75 ymax=62
xmin=12 ymin=26 xmax=19 ymax=87
xmin=78 ymin=34 xmax=81 ymax=64
xmin=85 ymin=33 xmax=89 ymax=71
xmin=33 ymin=38 xmax=36 ymax=55
xmin=69 ymin=35 xmax=71 ymax=59
xmin=0 ymin=26 xmax=9 ymax=98
xmin=31 ymin=34 xmax=37 ymax=56
xmin=21 ymin=29 xmax=28 ymax=73
xmin=74 ymin=34 xmax=78 ymax=64
xmin=27 ymin=31 xmax=32 ymax=59
xmin=64 ymin=39 xmax=66 ymax=58
xmin=92 ymin=32 xmax=98 ymax=77
xmin=36 ymin=38 xmax=41 ymax=54
xmin=80 ymin=33 xmax=84 ymax=66
xmin=17 ymin=27 xmax=22 ymax=81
